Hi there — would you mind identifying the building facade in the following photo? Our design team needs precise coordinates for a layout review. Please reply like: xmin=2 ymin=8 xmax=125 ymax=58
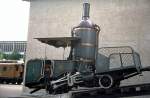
xmin=24 ymin=0 xmax=150 ymax=92
xmin=25 ymin=0 xmax=150 ymax=67
xmin=0 ymin=41 xmax=27 ymax=55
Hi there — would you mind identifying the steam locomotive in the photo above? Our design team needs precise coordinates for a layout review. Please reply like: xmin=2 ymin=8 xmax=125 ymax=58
xmin=25 ymin=2 xmax=148 ymax=94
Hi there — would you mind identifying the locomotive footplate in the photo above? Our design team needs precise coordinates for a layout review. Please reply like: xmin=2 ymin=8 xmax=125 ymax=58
xmin=69 ymin=83 xmax=150 ymax=98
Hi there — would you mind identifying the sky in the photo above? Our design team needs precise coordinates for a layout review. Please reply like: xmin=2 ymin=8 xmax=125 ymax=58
xmin=0 ymin=0 xmax=30 ymax=41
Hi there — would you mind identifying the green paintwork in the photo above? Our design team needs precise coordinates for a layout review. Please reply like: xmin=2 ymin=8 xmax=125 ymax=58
xmin=52 ymin=60 xmax=75 ymax=78
xmin=25 ymin=59 xmax=43 ymax=83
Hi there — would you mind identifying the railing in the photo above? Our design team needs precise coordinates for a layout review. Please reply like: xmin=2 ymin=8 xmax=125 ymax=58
xmin=98 ymin=46 xmax=141 ymax=72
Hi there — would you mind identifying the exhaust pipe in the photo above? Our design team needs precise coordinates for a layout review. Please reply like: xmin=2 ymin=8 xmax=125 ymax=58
xmin=82 ymin=3 xmax=90 ymax=20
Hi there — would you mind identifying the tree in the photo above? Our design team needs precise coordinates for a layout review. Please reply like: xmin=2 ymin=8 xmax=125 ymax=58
xmin=6 ymin=51 xmax=22 ymax=60
xmin=0 ymin=51 xmax=5 ymax=60
xmin=0 ymin=51 xmax=22 ymax=60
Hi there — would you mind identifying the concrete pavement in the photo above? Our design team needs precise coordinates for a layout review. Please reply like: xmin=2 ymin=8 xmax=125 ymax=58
xmin=1 ymin=84 xmax=150 ymax=98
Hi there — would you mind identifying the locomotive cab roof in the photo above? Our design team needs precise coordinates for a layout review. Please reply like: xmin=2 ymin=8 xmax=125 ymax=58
xmin=35 ymin=37 xmax=80 ymax=48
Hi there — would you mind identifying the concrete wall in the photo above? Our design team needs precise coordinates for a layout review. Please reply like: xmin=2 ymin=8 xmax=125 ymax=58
xmin=24 ymin=0 xmax=150 ymax=94
xmin=26 ymin=0 xmax=150 ymax=67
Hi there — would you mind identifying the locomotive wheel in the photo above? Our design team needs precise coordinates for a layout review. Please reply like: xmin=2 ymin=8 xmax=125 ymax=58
xmin=17 ymin=79 xmax=22 ymax=84
xmin=1 ymin=80 xmax=4 ymax=84
xmin=0 ymin=80 xmax=2 ymax=83
xmin=99 ymin=74 xmax=113 ymax=89
xmin=17 ymin=81 xmax=22 ymax=84
xmin=11 ymin=80 xmax=16 ymax=84
xmin=6 ymin=80 xmax=10 ymax=84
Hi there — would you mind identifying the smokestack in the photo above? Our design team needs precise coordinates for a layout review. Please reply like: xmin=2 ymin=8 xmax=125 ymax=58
xmin=82 ymin=3 xmax=90 ymax=20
